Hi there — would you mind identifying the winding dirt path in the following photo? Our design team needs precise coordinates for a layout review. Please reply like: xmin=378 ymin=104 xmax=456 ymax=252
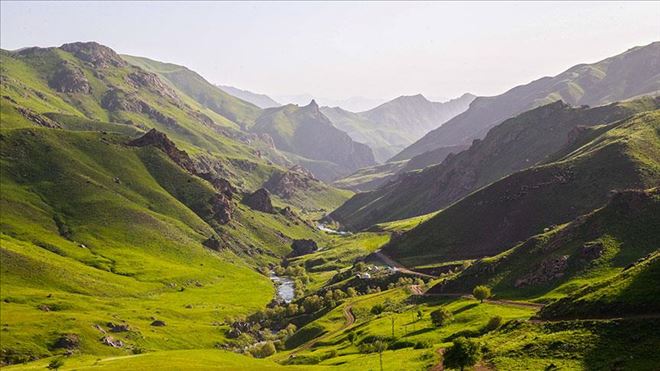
xmin=289 ymin=293 xmax=379 ymax=356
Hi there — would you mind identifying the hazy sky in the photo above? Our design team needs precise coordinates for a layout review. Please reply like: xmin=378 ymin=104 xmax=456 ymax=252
xmin=1 ymin=1 xmax=659 ymax=101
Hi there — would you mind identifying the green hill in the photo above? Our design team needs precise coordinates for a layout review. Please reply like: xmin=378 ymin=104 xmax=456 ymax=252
xmin=432 ymin=189 xmax=659 ymax=304
xmin=393 ymin=41 xmax=660 ymax=161
xmin=0 ymin=42 xmax=353 ymax=365
xmin=251 ymin=100 xmax=376 ymax=181
xmin=330 ymin=97 xmax=659 ymax=230
xmin=383 ymin=109 xmax=660 ymax=266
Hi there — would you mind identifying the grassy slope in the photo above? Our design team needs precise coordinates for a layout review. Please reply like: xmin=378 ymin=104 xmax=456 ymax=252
xmin=0 ymin=43 xmax=349 ymax=366
xmin=121 ymin=55 xmax=261 ymax=128
xmin=330 ymin=98 xmax=659 ymax=230
xmin=385 ymin=110 xmax=660 ymax=266
xmin=0 ymin=129 xmax=274 ymax=362
xmin=434 ymin=189 xmax=660 ymax=304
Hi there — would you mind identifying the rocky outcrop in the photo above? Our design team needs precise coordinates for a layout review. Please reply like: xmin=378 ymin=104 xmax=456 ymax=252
xmin=264 ymin=165 xmax=318 ymax=199
xmin=125 ymin=70 xmax=179 ymax=102
xmin=61 ymin=42 xmax=127 ymax=68
xmin=49 ymin=62 xmax=91 ymax=94
xmin=53 ymin=334 xmax=80 ymax=350
xmin=241 ymin=188 xmax=275 ymax=213
xmin=101 ymin=89 xmax=178 ymax=128
xmin=210 ymin=193 xmax=233 ymax=225
xmin=128 ymin=129 xmax=196 ymax=173
xmin=150 ymin=320 xmax=166 ymax=327
xmin=100 ymin=336 xmax=124 ymax=348
xmin=198 ymin=173 xmax=235 ymax=197
xmin=202 ymin=236 xmax=223 ymax=250
xmin=16 ymin=106 xmax=61 ymax=128
xmin=107 ymin=323 xmax=131 ymax=333
xmin=515 ymin=255 xmax=569 ymax=288
xmin=580 ymin=241 xmax=604 ymax=260
xmin=290 ymin=239 xmax=318 ymax=257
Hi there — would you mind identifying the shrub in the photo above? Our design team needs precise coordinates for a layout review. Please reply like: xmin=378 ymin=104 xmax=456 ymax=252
xmin=484 ymin=315 xmax=503 ymax=332
xmin=250 ymin=341 xmax=276 ymax=358
xmin=414 ymin=340 xmax=433 ymax=349
xmin=443 ymin=337 xmax=481 ymax=371
xmin=430 ymin=307 xmax=453 ymax=327
xmin=347 ymin=331 xmax=357 ymax=344
xmin=371 ymin=304 xmax=385 ymax=315
xmin=473 ymin=285 xmax=491 ymax=303
xmin=48 ymin=358 xmax=65 ymax=370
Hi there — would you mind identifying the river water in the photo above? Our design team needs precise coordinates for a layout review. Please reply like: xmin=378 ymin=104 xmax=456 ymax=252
xmin=270 ymin=273 xmax=294 ymax=303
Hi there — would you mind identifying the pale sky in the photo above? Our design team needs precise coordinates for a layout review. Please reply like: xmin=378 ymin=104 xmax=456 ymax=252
xmin=1 ymin=1 xmax=659 ymax=101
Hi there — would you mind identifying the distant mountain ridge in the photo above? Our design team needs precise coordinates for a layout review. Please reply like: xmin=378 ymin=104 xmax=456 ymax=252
xmin=218 ymin=85 xmax=281 ymax=108
xmin=330 ymin=97 xmax=660 ymax=230
xmin=321 ymin=93 xmax=475 ymax=162
xmin=393 ymin=42 xmax=660 ymax=161
xmin=251 ymin=100 xmax=376 ymax=181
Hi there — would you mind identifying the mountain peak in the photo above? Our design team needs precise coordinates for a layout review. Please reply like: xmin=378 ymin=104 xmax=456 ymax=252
xmin=60 ymin=41 xmax=126 ymax=68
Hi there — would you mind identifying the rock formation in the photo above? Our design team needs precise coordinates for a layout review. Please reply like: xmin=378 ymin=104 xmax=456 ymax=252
xmin=241 ymin=188 xmax=275 ymax=213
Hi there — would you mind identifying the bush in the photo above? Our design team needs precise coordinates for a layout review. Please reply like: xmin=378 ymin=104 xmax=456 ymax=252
xmin=250 ymin=341 xmax=276 ymax=358
xmin=484 ymin=315 xmax=503 ymax=332
xmin=48 ymin=358 xmax=65 ymax=370
xmin=371 ymin=304 xmax=385 ymax=315
xmin=443 ymin=337 xmax=481 ymax=371
xmin=430 ymin=307 xmax=453 ymax=327
xmin=389 ymin=339 xmax=416 ymax=350
xmin=414 ymin=340 xmax=433 ymax=349
xmin=473 ymin=285 xmax=491 ymax=303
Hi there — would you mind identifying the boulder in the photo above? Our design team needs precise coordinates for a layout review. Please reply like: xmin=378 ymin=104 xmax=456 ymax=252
xmin=210 ymin=193 xmax=233 ymax=225
xmin=100 ymin=336 xmax=124 ymax=348
xmin=150 ymin=320 xmax=166 ymax=327
xmin=53 ymin=334 xmax=80 ymax=350
xmin=290 ymin=239 xmax=318 ymax=257
xmin=241 ymin=188 xmax=275 ymax=213
xmin=107 ymin=322 xmax=131 ymax=332
xmin=202 ymin=235 xmax=223 ymax=250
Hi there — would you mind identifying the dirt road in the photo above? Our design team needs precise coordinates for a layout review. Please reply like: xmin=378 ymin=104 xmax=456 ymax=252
xmin=374 ymin=250 xmax=436 ymax=278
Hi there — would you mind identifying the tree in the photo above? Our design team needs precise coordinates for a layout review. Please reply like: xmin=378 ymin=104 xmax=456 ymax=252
xmin=373 ymin=339 xmax=388 ymax=371
xmin=473 ymin=285 xmax=491 ymax=303
xmin=347 ymin=287 xmax=358 ymax=297
xmin=443 ymin=337 xmax=481 ymax=371
xmin=417 ymin=309 xmax=423 ymax=320
xmin=303 ymin=295 xmax=323 ymax=313
xmin=48 ymin=358 xmax=64 ymax=370
xmin=347 ymin=331 xmax=357 ymax=344
xmin=430 ymin=307 xmax=453 ymax=327
xmin=286 ymin=303 xmax=299 ymax=317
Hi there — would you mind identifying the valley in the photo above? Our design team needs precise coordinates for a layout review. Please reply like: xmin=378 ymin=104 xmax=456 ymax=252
xmin=0 ymin=25 xmax=659 ymax=371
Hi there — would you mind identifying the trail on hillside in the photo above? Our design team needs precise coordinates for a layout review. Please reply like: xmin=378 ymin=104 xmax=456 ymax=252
xmin=288 ymin=291 xmax=394 ymax=357
xmin=373 ymin=250 xmax=436 ymax=278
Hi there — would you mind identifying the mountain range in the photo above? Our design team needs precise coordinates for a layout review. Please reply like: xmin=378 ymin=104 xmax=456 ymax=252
xmin=392 ymin=41 xmax=660 ymax=161
xmin=218 ymin=85 xmax=281 ymax=109
xmin=330 ymin=42 xmax=660 ymax=229
xmin=2 ymin=38 xmax=659 ymax=371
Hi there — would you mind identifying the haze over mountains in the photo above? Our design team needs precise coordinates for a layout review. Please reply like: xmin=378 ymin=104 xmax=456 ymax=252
xmin=330 ymin=42 xmax=660 ymax=227
xmin=1 ymin=35 xmax=660 ymax=370
xmin=393 ymin=41 xmax=660 ymax=161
